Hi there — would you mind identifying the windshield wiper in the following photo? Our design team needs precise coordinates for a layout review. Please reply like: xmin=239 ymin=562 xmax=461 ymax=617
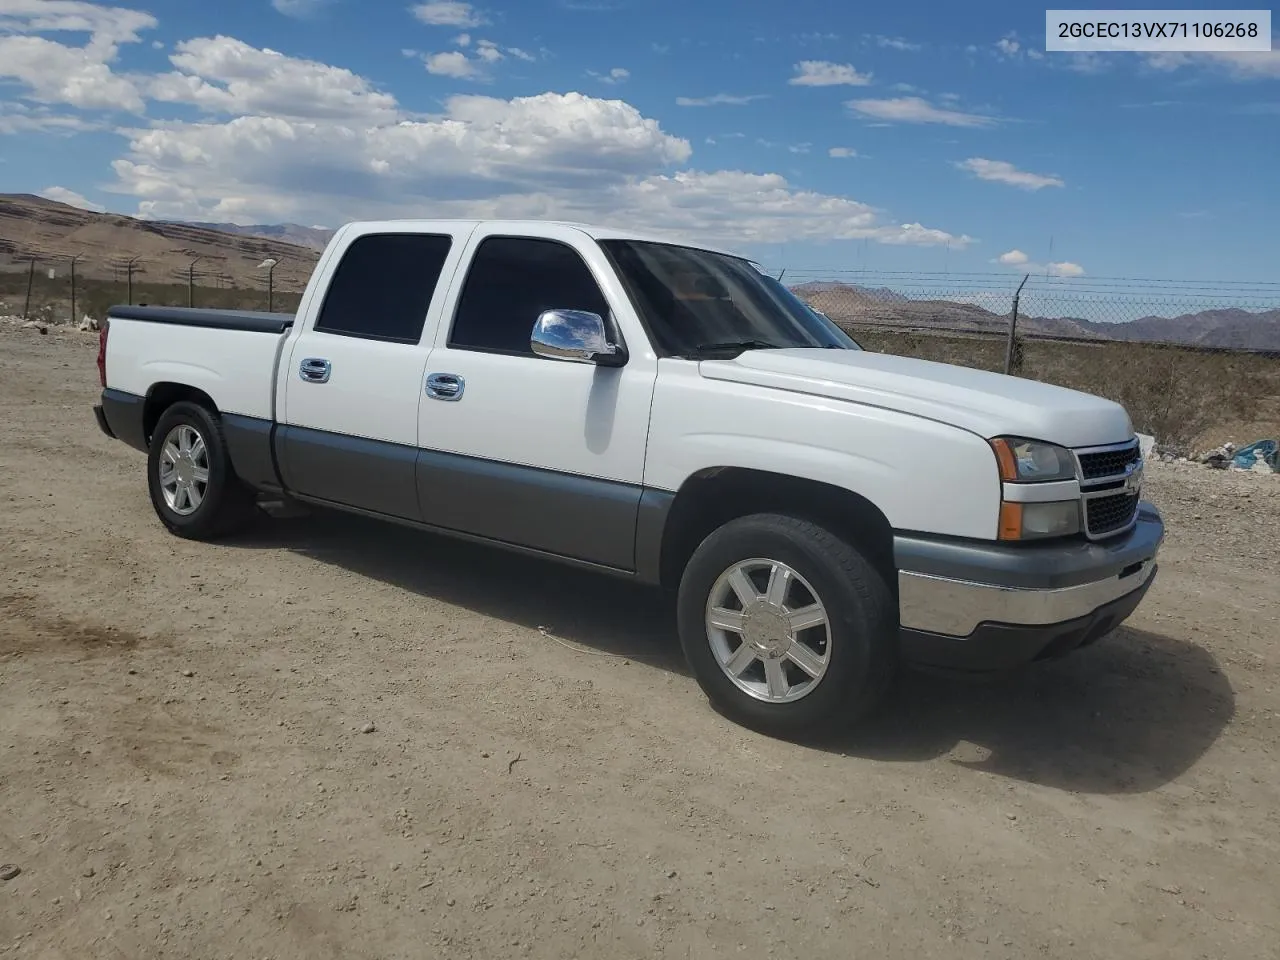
xmin=687 ymin=339 xmax=782 ymax=358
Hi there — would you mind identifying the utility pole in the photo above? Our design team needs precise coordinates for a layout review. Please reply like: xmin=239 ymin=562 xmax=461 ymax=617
xmin=1004 ymin=274 xmax=1030 ymax=376
xmin=259 ymin=258 xmax=279 ymax=312
xmin=126 ymin=256 xmax=141 ymax=305
xmin=70 ymin=254 xmax=83 ymax=324
xmin=22 ymin=257 xmax=36 ymax=320
xmin=187 ymin=257 xmax=203 ymax=307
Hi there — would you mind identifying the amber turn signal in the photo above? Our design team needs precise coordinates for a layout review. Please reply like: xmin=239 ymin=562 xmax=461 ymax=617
xmin=998 ymin=501 xmax=1023 ymax=540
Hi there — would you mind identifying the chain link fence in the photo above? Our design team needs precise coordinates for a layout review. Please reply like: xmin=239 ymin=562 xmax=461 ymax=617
xmin=0 ymin=250 xmax=315 ymax=324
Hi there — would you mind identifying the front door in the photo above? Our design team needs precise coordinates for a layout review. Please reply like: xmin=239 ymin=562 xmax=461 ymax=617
xmin=413 ymin=226 xmax=658 ymax=570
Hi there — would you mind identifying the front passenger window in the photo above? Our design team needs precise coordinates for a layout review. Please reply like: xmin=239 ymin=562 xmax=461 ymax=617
xmin=449 ymin=237 xmax=610 ymax=355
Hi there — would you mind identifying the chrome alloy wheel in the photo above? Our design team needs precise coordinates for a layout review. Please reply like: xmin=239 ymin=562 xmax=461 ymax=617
xmin=704 ymin=558 xmax=831 ymax=703
xmin=157 ymin=423 xmax=210 ymax=516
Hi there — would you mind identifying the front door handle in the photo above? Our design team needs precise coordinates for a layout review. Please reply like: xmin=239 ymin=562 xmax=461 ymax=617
xmin=425 ymin=372 xmax=465 ymax=401
xmin=299 ymin=358 xmax=331 ymax=383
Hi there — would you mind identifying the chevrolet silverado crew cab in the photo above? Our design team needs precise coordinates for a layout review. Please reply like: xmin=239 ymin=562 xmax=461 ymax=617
xmin=93 ymin=219 xmax=1164 ymax=736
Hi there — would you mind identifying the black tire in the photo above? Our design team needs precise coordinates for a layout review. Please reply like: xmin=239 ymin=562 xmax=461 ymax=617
xmin=147 ymin=401 xmax=256 ymax=540
xmin=676 ymin=513 xmax=897 ymax=738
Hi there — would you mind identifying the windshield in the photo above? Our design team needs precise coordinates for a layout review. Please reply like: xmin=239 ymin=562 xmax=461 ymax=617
xmin=598 ymin=239 xmax=860 ymax=358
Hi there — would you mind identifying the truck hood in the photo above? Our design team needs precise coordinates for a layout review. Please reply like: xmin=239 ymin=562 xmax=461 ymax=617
xmin=698 ymin=348 xmax=1133 ymax=448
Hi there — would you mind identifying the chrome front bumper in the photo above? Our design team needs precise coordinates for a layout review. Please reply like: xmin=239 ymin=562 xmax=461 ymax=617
xmin=898 ymin=555 xmax=1156 ymax=637
xmin=893 ymin=502 xmax=1165 ymax=671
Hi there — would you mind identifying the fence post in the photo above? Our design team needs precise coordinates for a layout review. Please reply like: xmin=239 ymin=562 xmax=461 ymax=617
xmin=188 ymin=257 xmax=203 ymax=308
xmin=127 ymin=256 xmax=140 ymax=305
xmin=1004 ymin=274 xmax=1029 ymax=375
xmin=22 ymin=258 xmax=36 ymax=320
xmin=70 ymin=254 xmax=82 ymax=325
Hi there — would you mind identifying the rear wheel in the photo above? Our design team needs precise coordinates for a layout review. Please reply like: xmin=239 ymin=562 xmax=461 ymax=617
xmin=147 ymin=401 xmax=255 ymax=540
xmin=676 ymin=513 xmax=897 ymax=737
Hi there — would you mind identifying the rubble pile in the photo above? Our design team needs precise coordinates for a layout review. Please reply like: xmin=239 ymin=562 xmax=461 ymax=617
xmin=1189 ymin=439 xmax=1279 ymax=475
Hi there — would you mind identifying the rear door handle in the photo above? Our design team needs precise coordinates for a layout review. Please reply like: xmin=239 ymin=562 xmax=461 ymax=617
xmin=425 ymin=372 xmax=464 ymax=401
xmin=299 ymin=358 xmax=331 ymax=383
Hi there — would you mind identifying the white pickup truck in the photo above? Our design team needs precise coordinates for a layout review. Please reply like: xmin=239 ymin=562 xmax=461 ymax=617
xmin=94 ymin=219 xmax=1163 ymax=736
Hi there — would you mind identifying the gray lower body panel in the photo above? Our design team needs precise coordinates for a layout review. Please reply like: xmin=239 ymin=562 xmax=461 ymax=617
xmin=192 ymin=406 xmax=666 ymax=578
xmin=416 ymin=449 xmax=643 ymax=571
xmin=277 ymin=424 xmax=420 ymax=520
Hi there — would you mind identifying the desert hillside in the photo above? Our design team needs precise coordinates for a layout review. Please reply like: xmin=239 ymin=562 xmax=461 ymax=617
xmin=0 ymin=194 xmax=320 ymax=289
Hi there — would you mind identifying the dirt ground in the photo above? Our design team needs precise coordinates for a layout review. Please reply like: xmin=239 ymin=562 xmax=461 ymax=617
xmin=2 ymin=322 xmax=1279 ymax=960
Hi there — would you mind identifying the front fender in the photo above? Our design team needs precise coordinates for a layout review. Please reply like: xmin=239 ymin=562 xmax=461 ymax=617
xmin=644 ymin=364 xmax=1003 ymax=541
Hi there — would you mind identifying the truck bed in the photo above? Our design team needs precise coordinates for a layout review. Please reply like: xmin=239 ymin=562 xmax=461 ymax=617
xmin=102 ymin=304 xmax=296 ymax=426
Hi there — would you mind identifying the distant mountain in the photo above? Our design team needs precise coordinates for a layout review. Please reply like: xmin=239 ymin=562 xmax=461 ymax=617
xmin=176 ymin=221 xmax=335 ymax=252
xmin=1075 ymin=308 xmax=1280 ymax=351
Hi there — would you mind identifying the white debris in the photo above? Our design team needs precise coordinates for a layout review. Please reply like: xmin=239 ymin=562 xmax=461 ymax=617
xmin=1136 ymin=433 xmax=1156 ymax=461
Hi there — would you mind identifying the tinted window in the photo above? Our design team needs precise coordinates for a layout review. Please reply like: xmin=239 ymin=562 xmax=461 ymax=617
xmin=599 ymin=239 xmax=856 ymax=358
xmin=449 ymin=237 xmax=610 ymax=355
xmin=314 ymin=233 xmax=452 ymax=343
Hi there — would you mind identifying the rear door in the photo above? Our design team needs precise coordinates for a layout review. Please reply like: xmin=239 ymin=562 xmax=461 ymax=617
xmin=279 ymin=225 xmax=472 ymax=519
xmin=413 ymin=224 xmax=659 ymax=570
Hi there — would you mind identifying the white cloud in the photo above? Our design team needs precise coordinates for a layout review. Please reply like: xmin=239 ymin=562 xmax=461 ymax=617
xmin=846 ymin=96 xmax=997 ymax=127
xmin=423 ymin=50 xmax=480 ymax=78
xmin=788 ymin=60 xmax=872 ymax=87
xmin=100 ymin=80 xmax=968 ymax=249
xmin=957 ymin=157 xmax=1064 ymax=190
xmin=828 ymin=146 xmax=857 ymax=158
xmin=271 ymin=0 xmax=333 ymax=17
xmin=39 ymin=185 xmax=105 ymax=212
xmin=475 ymin=38 xmax=502 ymax=63
xmin=418 ymin=38 xmax=532 ymax=79
xmin=873 ymin=35 xmax=921 ymax=52
xmin=0 ymin=103 xmax=102 ymax=134
xmin=453 ymin=32 xmax=471 ymax=46
xmin=1047 ymin=261 xmax=1085 ymax=277
xmin=995 ymin=36 xmax=1019 ymax=56
xmin=0 ymin=1 xmax=156 ymax=112
xmin=1144 ymin=48 xmax=1280 ymax=79
xmin=993 ymin=250 xmax=1084 ymax=276
xmin=0 ymin=35 xmax=146 ymax=110
xmin=675 ymin=93 xmax=766 ymax=106
xmin=0 ymin=0 xmax=156 ymax=51
xmin=150 ymin=36 xmax=399 ymax=121
xmin=588 ymin=67 xmax=629 ymax=84
xmin=410 ymin=1 xmax=487 ymax=27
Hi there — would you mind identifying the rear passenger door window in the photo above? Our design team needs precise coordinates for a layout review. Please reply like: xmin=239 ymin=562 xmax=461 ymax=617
xmin=315 ymin=233 xmax=453 ymax=343
xmin=448 ymin=236 xmax=610 ymax=355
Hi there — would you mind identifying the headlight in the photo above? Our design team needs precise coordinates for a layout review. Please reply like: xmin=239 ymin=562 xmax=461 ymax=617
xmin=989 ymin=437 xmax=1076 ymax=483
xmin=998 ymin=500 xmax=1081 ymax=541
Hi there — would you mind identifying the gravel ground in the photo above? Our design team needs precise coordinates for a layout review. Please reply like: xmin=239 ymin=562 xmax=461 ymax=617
xmin=2 ymin=323 xmax=1278 ymax=960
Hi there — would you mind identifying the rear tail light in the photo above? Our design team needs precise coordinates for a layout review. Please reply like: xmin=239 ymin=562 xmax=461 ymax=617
xmin=96 ymin=318 xmax=109 ymax=388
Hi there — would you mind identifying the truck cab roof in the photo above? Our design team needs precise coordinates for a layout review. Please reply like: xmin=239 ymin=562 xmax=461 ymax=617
xmin=331 ymin=218 xmax=750 ymax=262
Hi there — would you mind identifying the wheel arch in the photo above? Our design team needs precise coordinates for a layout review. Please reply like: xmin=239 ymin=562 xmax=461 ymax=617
xmin=143 ymin=382 xmax=218 ymax=446
xmin=654 ymin=466 xmax=896 ymax=594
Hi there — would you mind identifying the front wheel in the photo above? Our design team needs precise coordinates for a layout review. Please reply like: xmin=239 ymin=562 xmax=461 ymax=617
xmin=147 ymin=401 xmax=255 ymax=540
xmin=676 ymin=513 xmax=897 ymax=737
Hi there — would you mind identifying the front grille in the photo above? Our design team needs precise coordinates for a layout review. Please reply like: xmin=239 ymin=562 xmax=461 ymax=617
xmin=1086 ymin=491 xmax=1139 ymax=536
xmin=1077 ymin=442 xmax=1140 ymax=481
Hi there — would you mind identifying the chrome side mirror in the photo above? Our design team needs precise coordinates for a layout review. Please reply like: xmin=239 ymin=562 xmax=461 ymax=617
xmin=530 ymin=309 xmax=625 ymax=366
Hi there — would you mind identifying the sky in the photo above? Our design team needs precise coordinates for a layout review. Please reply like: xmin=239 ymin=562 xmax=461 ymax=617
xmin=1 ymin=0 xmax=1278 ymax=283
